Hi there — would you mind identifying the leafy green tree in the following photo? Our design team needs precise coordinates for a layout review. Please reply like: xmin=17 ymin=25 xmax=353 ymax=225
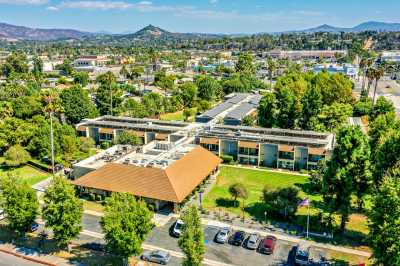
xmin=322 ymin=126 xmax=371 ymax=232
xmin=114 ymin=131 xmax=141 ymax=146
xmin=0 ymin=52 xmax=29 ymax=77
xmin=228 ymin=183 xmax=247 ymax=207
xmin=0 ymin=174 xmax=39 ymax=235
xmin=370 ymin=96 xmax=395 ymax=121
xmin=196 ymin=75 xmax=222 ymax=101
xmin=316 ymin=103 xmax=353 ymax=131
xmin=263 ymin=187 xmax=300 ymax=219
xmin=56 ymin=59 xmax=74 ymax=76
xmin=275 ymin=86 xmax=299 ymax=129
xmin=101 ymin=193 xmax=153 ymax=260
xmin=60 ymin=86 xmax=98 ymax=124
xmin=235 ymin=52 xmax=255 ymax=75
xmin=95 ymin=72 xmax=122 ymax=115
xmin=42 ymin=175 xmax=83 ymax=248
xmin=353 ymin=97 xmax=373 ymax=117
xmin=266 ymin=58 xmax=277 ymax=88
xmin=301 ymin=85 xmax=323 ymax=130
xmin=242 ymin=115 xmax=255 ymax=126
xmin=32 ymin=56 xmax=43 ymax=77
xmin=4 ymin=144 xmax=31 ymax=167
xmin=178 ymin=205 xmax=205 ymax=266
xmin=258 ymin=93 xmax=277 ymax=127
xmin=12 ymin=96 xmax=43 ymax=119
xmin=373 ymin=129 xmax=400 ymax=185
xmin=178 ymin=82 xmax=198 ymax=107
xmin=368 ymin=112 xmax=399 ymax=152
xmin=368 ymin=165 xmax=400 ymax=266
xmin=123 ymin=99 xmax=148 ymax=118
xmin=73 ymin=71 xmax=89 ymax=87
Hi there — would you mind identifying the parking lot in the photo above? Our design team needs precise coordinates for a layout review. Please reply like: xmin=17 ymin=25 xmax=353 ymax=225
xmin=145 ymin=219 xmax=327 ymax=266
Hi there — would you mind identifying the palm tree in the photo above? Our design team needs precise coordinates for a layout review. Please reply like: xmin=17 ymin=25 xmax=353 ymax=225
xmin=366 ymin=67 xmax=375 ymax=97
xmin=372 ymin=67 xmax=385 ymax=104
xmin=42 ymin=89 xmax=63 ymax=175
xmin=266 ymin=58 xmax=277 ymax=89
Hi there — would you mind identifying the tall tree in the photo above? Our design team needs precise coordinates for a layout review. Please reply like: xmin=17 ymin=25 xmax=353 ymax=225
xmin=195 ymin=75 xmax=221 ymax=101
xmin=0 ymin=174 xmax=39 ymax=235
xmin=368 ymin=165 xmax=400 ymax=266
xmin=95 ymin=72 xmax=122 ymax=116
xmin=4 ymin=144 xmax=31 ymax=167
xmin=42 ymin=175 xmax=83 ymax=248
xmin=258 ymin=93 xmax=277 ymax=127
xmin=178 ymin=205 xmax=205 ymax=266
xmin=101 ymin=193 xmax=153 ymax=261
xmin=301 ymin=85 xmax=323 ymax=130
xmin=228 ymin=183 xmax=247 ymax=207
xmin=60 ymin=86 xmax=98 ymax=124
xmin=322 ymin=125 xmax=371 ymax=232
xmin=266 ymin=58 xmax=277 ymax=88
xmin=372 ymin=67 xmax=385 ymax=104
xmin=235 ymin=52 xmax=255 ymax=75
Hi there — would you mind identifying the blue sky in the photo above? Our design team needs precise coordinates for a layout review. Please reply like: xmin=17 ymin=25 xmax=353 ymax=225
xmin=0 ymin=0 xmax=399 ymax=33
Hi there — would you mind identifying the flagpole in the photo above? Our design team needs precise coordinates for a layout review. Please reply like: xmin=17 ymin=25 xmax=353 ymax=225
xmin=306 ymin=204 xmax=310 ymax=239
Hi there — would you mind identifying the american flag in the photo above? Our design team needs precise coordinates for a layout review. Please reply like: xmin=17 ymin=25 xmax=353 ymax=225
xmin=298 ymin=198 xmax=310 ymax=207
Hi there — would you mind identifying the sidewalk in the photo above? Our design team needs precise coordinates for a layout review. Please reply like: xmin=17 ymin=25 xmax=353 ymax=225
xmin=0 ymin=242 xmax=70 ymax=266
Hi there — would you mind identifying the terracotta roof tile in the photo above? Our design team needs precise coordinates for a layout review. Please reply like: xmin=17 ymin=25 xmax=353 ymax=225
xmin=73 ymin=146 xmax=221 ymax=203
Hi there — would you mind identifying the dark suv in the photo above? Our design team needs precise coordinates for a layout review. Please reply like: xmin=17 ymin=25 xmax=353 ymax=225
xmin=230 ymin=231 xmax=246 ymax=246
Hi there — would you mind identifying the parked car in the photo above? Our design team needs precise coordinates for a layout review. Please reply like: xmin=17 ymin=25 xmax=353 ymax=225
xmin=29 ymin=222 xmax=39 ymax=232
xmin=171 ymin=219 xmax=184 ymax=237
xmin=230 ymin=231 xmax=246 ymax=246
xmin=141 ymin=250 xmax=171 ymax=265
xmin=0 ymin=209 xmax=6 ymax=220
xmin=258 ymin=235 xmax=277 ymax=255
xmin=246 ymin=233 xmax=259 ymax=250
xmin=215 ymin=228 xmax=230 ymax=244
xmin=295 ymin=242 xmax=310 ymax=265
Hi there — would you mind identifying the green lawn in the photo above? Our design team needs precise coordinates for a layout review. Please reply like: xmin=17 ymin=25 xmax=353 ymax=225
xmin=203 ymin=166 xmax=311 ymax=217
xmin=203 ymin=165 xmax=369 ymax=241
xmin=160 ymin=111 xmax=184 ymax=121
xmin=0 ymin=164 xmax=50 ymax=186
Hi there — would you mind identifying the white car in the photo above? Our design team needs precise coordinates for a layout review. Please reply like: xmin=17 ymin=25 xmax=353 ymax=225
xmin=0 ymin=209 xmax=6 ymax=220
xmin=171 ymin=219 xmax=184 ymax=237
xmin=295 ymin=242 xmax=310 ymax=265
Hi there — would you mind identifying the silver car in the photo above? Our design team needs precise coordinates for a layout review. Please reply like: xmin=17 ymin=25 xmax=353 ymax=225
xmin=141 ymin=250 xmax=171 ymax=265
xmin=215 ymin=228 xmax=230 ymax=243
xmin=246 ymin=233 xmax=259 ymax=250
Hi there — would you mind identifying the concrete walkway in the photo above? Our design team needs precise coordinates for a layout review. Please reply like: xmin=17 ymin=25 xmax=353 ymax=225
xmin=223 ymin=164 xmax=310 ymax=176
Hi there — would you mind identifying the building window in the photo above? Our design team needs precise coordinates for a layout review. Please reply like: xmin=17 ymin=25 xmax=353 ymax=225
xmin=278 ymin=151 xmax=294 ymax=160
xmin=308 ymin=154 xmax=324 ymax=163
xmin=99 ymin=133 xmax=113 ymax=141
xmin=239 ymin=147 xmax=258 ymax=156
xmin=201 ymin=143 xmax=219 ymax=152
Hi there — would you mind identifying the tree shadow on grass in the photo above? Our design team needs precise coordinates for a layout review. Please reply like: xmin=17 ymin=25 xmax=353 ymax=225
xmin=215 ymin=198 xmax=238 ymax=208
xmin=243 ymin=202 xmax=268 ymax=222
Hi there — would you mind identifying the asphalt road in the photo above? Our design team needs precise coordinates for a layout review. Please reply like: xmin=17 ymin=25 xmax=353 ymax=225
xmin=0 ymin=252 xmax=43 ymax=266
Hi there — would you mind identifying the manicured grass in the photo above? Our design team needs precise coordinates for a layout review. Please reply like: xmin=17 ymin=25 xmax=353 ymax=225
xmin=203 ymin=166 xmax=310 ymax=212
xmin=0 ymin=164 xmax=50 ymax=186
xmin=203 ymin=165 xmax=369 ymax=238
xmin=160 ymin=111 xmax=184 ymax=121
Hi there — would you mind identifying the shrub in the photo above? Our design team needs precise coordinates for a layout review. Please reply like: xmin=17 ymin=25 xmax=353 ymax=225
xmin=221 ymin=155 xmax=234 ymax=164
xmin=100 ymin=141 xmax=110 ymax=150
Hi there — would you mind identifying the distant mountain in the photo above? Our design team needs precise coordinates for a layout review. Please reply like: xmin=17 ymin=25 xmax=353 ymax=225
xmin=0 ymin=22 xmax=92 ymax=41
xmin=289 ymin=21 xmax=400 ymax=34
xmin=119 ymin=24 xmax=224 ymax=41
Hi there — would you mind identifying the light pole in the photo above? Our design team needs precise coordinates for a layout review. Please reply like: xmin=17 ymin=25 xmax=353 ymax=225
xmin=264 ymin=211 xmax=267 ymax=225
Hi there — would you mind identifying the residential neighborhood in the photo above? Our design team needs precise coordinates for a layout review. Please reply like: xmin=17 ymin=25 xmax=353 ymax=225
xmin=0 ymin=1 xmax=400 ymax=266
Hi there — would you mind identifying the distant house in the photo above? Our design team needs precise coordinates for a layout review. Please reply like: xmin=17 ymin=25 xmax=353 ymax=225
xmin=73 ymin=55 xmax=110 ymax=72
xmin=313 ymin=64 xmax=358 ymax=79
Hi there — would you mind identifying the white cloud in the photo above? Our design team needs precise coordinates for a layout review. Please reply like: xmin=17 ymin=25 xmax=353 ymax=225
xmin=209 ymin=0 xmax=218 ymax=4
xmin=0 ymin=0 xmax=47 ymax=4
xmin=59 ymin=1 xmax=133 ymax=10
xmin=138 ymin=0 xmax=152 ymax=5
xmin=46 ymin=6 xmax=59 ymax=11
